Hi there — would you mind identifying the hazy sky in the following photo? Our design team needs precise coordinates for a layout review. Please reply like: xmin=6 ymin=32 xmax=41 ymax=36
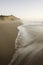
xmin=0 ymin=0 xmax=43 ymax=20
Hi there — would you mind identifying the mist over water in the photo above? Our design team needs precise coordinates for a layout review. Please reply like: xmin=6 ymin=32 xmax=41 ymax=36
xmin=23 ymin=20 xmax=43 ymax=25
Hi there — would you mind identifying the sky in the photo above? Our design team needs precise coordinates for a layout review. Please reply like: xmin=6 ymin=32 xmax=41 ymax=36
xmin=0 ymin=0 xmax=43 ymax=21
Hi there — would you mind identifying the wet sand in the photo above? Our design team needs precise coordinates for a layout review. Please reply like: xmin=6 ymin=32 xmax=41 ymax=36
xmin=0 ymin=15 xmax=22 ymax=65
